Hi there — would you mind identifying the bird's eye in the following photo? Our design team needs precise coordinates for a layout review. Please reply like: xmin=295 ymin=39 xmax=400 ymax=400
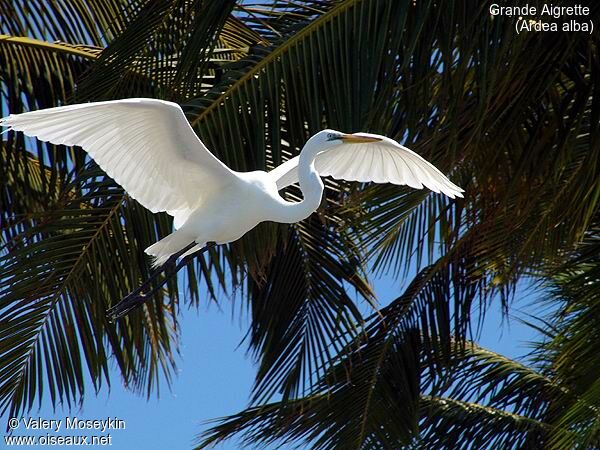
xmin=327 ymin=133 xmax=336 ymax=140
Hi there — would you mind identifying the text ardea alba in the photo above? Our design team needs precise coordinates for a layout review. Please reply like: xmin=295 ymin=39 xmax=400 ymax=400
xmin=1 ymin=98 xmax=463 ymax=318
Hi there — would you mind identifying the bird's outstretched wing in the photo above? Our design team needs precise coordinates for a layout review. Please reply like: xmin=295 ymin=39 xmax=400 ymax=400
xmin=0 ymin=98 xmax=237 ymax=222
xmin=270 ymin=133 xmax=464 ymax=199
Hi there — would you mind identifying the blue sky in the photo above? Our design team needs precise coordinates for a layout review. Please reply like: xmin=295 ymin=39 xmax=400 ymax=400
xmin=2 ymin=270 xmax=544 ymax=450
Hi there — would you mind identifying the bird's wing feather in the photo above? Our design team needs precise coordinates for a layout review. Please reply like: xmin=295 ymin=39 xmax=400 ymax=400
xmin=270 ymin=133 xmax=464 ymax=198
xmin=269 ymin=155 xmax=301 ymax=190
xmin=0 ymin=98 xmax=237 ymax=216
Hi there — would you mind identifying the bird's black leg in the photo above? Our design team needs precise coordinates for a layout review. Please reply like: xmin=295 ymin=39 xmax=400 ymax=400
xmin=107 ymin=242 xmax=216 ymax=321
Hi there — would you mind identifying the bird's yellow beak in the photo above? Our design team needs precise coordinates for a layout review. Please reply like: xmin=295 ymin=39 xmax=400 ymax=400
xmin=340 ymin=134 xmax=382 ymax=144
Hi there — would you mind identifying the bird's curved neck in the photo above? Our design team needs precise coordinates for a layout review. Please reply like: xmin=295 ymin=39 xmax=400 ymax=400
xmin=274 ymin=139 xmax=324 ymax=223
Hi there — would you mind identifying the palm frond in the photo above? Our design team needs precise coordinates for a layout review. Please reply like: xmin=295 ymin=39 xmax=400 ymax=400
xmin=0 ymin=166 xmax=184 ymax=418
xmin=75 ymin=0 xmax=248 ymax=101
xmin=180 ymin=0 xmax=470 ymax=403
xmin=2 ymin=2 xmax=599 ymax=448
xmin=0 ymin=0 xmax=130 ymax=46
xmin=234 ymin=1 xmax=336 ymax=39
xmin=197 ymin=253 xmax=492 ymax=448
xmin=0 ymin=141 xmax=66 ymax=231
xmin=186 ymin=0 xmax=422 ymax=170
xmin=417 ymin=395 xmax=548 ymax=450
xmin=196 ymin=338 xmax=556 ymax=450
xmin=246 ymin=215 xmax=372 ymax=403
xmin=351 ymin=5 xmax=599 ymax=283
xmin=0 ymin=35 xmax=99 ymax=240
xmin=541 ymin=224 xmax=600 ymax=449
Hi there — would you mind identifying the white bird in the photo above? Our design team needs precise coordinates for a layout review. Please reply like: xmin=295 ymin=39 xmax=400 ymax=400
xmin=1 ymin=98 xmax=463 ymax=316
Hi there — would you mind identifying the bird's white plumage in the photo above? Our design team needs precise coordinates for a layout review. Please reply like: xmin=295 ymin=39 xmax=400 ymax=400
xmin=270 ymin=132 xmax=464 ymax=198
xmin=1 ymin=100 xmax=464 ymax=266
xmin=0 ymin=98 xmax=236 ymax=226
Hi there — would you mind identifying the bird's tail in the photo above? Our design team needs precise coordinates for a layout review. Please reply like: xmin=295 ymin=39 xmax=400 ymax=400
xmin=144 ymin=231 xmax=194 ymax=268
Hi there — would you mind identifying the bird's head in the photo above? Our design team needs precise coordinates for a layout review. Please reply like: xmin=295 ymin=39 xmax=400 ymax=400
xmin=310 ymin=129 xmax=382 ymax=149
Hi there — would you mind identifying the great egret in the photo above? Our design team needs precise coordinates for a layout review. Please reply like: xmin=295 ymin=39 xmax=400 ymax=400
xmin=1 ymin=98 xmax=464 ymax=318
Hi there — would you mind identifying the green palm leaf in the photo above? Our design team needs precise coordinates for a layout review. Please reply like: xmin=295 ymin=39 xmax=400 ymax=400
xmin=197 ymin=255 xmax=493 ymax=448
xmin=196 ymin=337 xmax=555 ymax=449
xmin=2 ymin=2 xmax=599 ymax=448
xmin=0 ymin=2 xmax=235 ymax=418
xmin=0 ymin=166 xmax=182 ymax=418
xmin=0 ymin=0 xmax=129 ymax=46
xmin=183 ymin=0 xmax=450 ymax=402
xmin=541 ymin=225 xmax=600 ymax=449
xmin=247 ymin=215 xmax=372 ymax=403
xmin=417 ymin=395 xmax=548 ymax=450
xmin=352 ymin=8 xmax=599 ymax=281
xmin=0 ymin=35 xmax=98 ymax=243
xmin=75 ymin=0 xmax=252 ymax=101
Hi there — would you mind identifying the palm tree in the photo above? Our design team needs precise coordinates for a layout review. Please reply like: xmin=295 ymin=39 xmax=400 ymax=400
xmin=1 ymin=0 xmax=598 ymax=448
xmin=198 ymin=223 xmax=600 ymax=449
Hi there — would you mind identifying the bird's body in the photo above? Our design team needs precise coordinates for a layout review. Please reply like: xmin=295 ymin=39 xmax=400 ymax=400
xmin=149 ymin=170 xmax=282 ymax=264
xmin=1 ymin=98 xmax=464 ymax=269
